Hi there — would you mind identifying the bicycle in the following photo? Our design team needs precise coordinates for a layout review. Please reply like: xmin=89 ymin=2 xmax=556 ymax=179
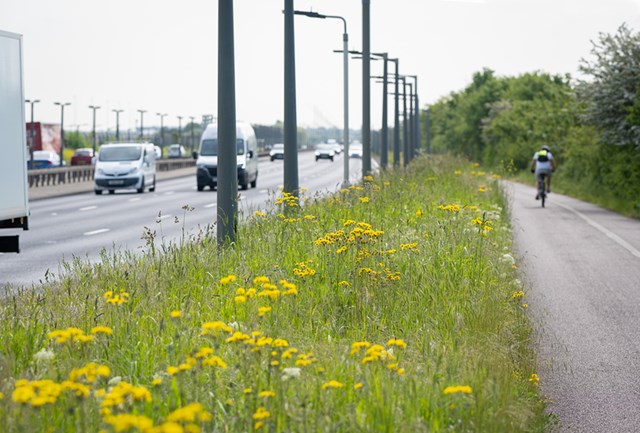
xmin=537 ymin=173 xmax=547 ymax=208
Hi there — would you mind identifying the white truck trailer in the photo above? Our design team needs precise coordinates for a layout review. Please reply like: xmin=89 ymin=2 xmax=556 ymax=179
xmin=0 ymin=30 xmax=29 ymax=253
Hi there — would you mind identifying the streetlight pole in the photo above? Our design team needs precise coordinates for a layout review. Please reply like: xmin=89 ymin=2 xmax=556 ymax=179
xmin=218 ymin=0 xmax=237 ymax=245
xmin=386 ymin=58 xmax=400 ymax=167
xmin=283 ymin=0 xmax=299 ymax=198
xmin=362 ymin=0 xmax=371 ymax=176
xmin=177 ymin=116 xmax=183 ymax=146
xmin=137 ymin=109 xmax=146 ymax=141
xmin=400 ymin=77 xmax=409 ymax=167
xmin=54 ymin=102 xmax=71 ymax=166
xmin=189 ymin=116 xmax=196 ymax=153
xmin=156 ymin=113 xmax=167 ymax=152
xmin=112 ymin=109 xmax=123 ymax=142
xmin=25 ymin=99 xmax=40 ymax=168
xmin=408 ymin=75 xmax=420 ymax=156
xmin=89 ymin=105 xmax=101 ymax=156
xmin=294 ymin=9 xmax=349 ymax=187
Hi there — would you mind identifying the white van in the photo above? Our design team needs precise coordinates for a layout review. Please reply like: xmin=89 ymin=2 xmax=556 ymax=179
xmin=94 ymin=143 xmax=157 ymax=195
xmin=195 ymin=122 xmax=258 ymax=191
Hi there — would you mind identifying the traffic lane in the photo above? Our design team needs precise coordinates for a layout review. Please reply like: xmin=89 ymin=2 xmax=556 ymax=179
xmin=507 ymin=181 xmax=640 ymax=432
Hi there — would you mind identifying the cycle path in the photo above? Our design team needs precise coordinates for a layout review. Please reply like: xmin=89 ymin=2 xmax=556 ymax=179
xmin=506 ymin=181 xmax=640 ymax=432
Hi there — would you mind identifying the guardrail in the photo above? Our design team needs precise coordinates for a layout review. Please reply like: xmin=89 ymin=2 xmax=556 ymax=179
xmin=28 ymin=159 xmax=196 ymax=188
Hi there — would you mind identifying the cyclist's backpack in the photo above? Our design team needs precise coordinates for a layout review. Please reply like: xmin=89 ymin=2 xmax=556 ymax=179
xmin=537 ymin=149 xmax=549 ymax=162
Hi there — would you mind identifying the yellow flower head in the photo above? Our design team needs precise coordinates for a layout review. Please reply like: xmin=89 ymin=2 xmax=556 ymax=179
xmin=219 ymin=275 xmax=237 ymax=285
xmin=258 ymin=306 xmax=272 ymax=317
xmin=170 ymin=310 xmax=182 ymax=319
xmin=443 ymin=385 xmax=473 ymax=395
xmin=529 ymin=373 xmax=540 ymax=385
xmin=321 ymin=380 xmax=344 ymax=390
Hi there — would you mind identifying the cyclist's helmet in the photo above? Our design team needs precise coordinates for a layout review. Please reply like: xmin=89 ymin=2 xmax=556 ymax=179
xmin=541 ymin=145 xmax=550 ymax=151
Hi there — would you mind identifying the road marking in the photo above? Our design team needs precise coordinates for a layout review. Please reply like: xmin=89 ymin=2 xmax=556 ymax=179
xmin=51 ymin=212 xmax=58 ymax=216
xmin=128 ymin=198 xmax=141 ymax=202
xmin=204 ymin=203 xmax=216 ymax=209
xmin=555 ymin=201 xmax=640 ymax=259
xmin=84 ymin=228 xmax=110 ymax=236
xmin=79 ymin=205 xmax=97 ymax=211
xmin=158 ymin=214 xmax=172 ymax=220
xmin=164 ymin=191 xmax=175 ymax=196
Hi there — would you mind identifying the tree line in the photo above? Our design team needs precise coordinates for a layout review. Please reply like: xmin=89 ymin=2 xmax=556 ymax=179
xmin=426 ymin=24 xmax=640 ymax=217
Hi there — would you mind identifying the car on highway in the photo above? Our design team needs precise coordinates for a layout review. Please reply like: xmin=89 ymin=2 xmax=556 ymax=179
xmin=315 ymin=143 xmax=336 ymax=162
xmin=269 ymin=143 xmax=285 ymax=161
xmin=94 ymin=142 xmax=157 ymax=194
xmin=168 ymin=144 xmax=187 ymax=158
xmin=349 ymin=142 xmax=363 ymax=158
xmin=70 ymin=148 xmax=95 ymax=166
xmin=29 ymin=150 xmax=61 ymax=169
xmin=154 ymin=145 xmax=162 ymax=159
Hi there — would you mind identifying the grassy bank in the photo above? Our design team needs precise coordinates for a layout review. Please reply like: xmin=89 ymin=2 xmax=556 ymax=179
xmin=0 ymin=155 xmax=547 ymax=432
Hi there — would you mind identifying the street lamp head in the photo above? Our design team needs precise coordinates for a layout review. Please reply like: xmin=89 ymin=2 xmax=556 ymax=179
xmin=25 ymin=99 xmax=41 ymax=104
xmin=293 ymin=10 xmax=326 ymax=19
xmin=54 ymin=102 xmax=71 ymax=107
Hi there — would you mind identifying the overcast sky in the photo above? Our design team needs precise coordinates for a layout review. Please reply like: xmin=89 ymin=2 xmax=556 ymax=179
xmin=2 ymin=0 xmax=640 ymax=133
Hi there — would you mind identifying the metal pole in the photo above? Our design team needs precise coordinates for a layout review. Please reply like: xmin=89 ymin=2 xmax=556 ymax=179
xmin=177 ymin=116 xmax=183 ymax=145
xmin=113 ymin=109 xmax=123 ymax=141
xmin=412 ymin=76 xmax=420 ymax=155
xmin=380 ymin=53 xmax=388 ymax=170
xmin=25 ymin=99 xmax=40 ymax=168
xmin=284 ymin=0 xmax=299 ymax=197
xmin=402 ymin=77 xmax=409 ymax=167
xmin=89 ymin=105 xmax=101 ymax=156
xmin=407 ymin=82 xmax=414 ymax=161
xmin=362 ymin=0 xmax=371 ymax=176
xmin=189 ymin=116 xmax=196 ymax=153
xmin=137 ymin=109 xmax=146 ymax=141
xmin=54 ymin=102 xmax=70 ymax=166
xmin=217 ymin=0 xmax=237 ymax=245
xmin=391 ymin=60 xmax=400 ymax=167
xmin=342 ymin=25 xmax=349 ymax=187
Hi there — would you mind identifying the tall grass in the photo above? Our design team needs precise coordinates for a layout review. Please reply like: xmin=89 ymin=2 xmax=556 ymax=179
xmin=0 ymin=155 xmax=548 ymax=432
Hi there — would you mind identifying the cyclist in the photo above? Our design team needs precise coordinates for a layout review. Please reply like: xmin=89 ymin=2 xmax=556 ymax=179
xmin=530 ymin=145 xmax=556 ymax=200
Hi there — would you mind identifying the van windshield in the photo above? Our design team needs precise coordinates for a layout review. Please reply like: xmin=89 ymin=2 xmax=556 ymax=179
xmin=201 ymin=139 xmax=245 ymax=156
xmin=99 ymin=146 xmax=142 ymax=161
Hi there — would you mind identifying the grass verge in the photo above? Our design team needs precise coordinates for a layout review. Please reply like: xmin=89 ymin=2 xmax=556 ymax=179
xmin=0 ymin=155 xmax=548 ymax=432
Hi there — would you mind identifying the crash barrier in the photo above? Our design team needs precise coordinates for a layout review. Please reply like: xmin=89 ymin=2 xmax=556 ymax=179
xmin=28 ymin=159 xmax=196 ymax=188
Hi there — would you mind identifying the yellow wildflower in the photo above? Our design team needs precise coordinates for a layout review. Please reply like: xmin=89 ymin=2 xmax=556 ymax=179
xmin=258 ymin=390 xmax=275 ymax=398
xmin=387 ymin=338 xmax=407 ymax=349
xmin=90 ymin=326 xmax=113 ymax=335
xmin=258 ymin=306 xmax=272 ymax=317
xmin=254 ymin=211 xmax=266 ymax=217
xmin=219 ymin=275 xmax=237 ymax=285
xmin=443 ymin=385 xmax=473 ymax=395
xmin=321 ymin=380 xmax=344 ymax=390
xmin=201 ymin=321 xmax=233 ymax=335
xmin=253 ymin=407 xmax=271 ymax=420
xmin=529 ymin=373 xmax=540 ymax=386
xmin=202 ymin=356 xmax=227 ymax=369
xmin=170 ymin=310 xmax=182 ymax=319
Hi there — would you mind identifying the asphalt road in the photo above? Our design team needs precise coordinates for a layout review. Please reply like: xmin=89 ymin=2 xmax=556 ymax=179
xmin=507 ymin=181 xmax=640 ymax=432
xmin=1 ymin=152 xmax=368 ymax=291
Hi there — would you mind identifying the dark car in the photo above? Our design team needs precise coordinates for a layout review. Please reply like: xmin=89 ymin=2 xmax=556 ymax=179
xmin=70 ymin=148 xmax=95 ymax=166
xmin=315 ymin=144 xmax=336 ymax=162
xmin=269 ymin=143 xmax=285 ymax=161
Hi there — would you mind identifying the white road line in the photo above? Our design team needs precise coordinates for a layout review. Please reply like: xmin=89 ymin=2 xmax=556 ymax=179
xmin=79 ymin=205 xmax=97 ymax=211
xmin=84 ymin=228 xmax=110 ymax=236
xmin=158 ymin=214 xmax=172 ymax=220
xmin=164 ymin=191 xmax=175 ymax=196
xmin=204 ymin=203 xmax=216 ymax=209
xmin=555 ymin=201 xmax=640 ymax=259
xmin=128 ymin=197 xmax=141 ymax=202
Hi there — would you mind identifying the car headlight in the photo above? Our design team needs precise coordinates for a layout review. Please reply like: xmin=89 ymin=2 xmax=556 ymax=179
xmin=128 ymin=167 xmax=139 ymax=175
xmin=97 ymin=168 xmax=104 ymax=175
xmin=196 ymin=163 xmax=207 ymax=169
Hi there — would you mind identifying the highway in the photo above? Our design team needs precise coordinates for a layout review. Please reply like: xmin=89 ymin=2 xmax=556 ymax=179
xmin=1 ymin=153 xmax=368 ymax=291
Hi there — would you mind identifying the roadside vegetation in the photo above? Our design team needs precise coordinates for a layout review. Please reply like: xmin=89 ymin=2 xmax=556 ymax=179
xmin=0 ymin=155 xmax=548 ymax=432
xmin=426 ymin=24 xmax=640 ymax=219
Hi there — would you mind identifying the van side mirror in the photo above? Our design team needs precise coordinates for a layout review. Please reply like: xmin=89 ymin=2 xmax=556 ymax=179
xmin=247 ymin=150 xmax=254 ymax=158
xmin=192 ymin=151 xmax=198 ymax=159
